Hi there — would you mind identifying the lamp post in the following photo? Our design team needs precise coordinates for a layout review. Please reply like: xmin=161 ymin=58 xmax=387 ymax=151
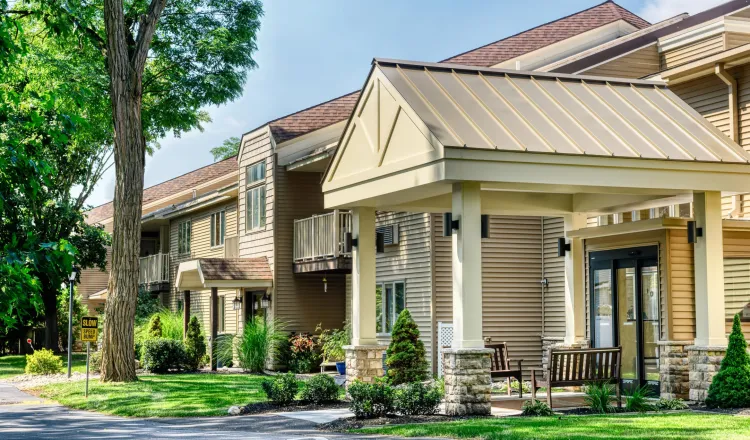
xmin=67 ymin=268 xmax=78 ymax=378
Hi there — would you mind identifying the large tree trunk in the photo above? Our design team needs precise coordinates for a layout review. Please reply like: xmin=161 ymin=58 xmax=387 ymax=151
xmin=41 ymin=288 xmax=59 ymax=351
xmin=100 ymin=0 xmax=166 ymax=382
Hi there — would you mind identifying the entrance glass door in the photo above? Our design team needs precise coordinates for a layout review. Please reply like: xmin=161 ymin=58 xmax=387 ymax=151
xmin=590 ymin=247 xmax=660 ymax=393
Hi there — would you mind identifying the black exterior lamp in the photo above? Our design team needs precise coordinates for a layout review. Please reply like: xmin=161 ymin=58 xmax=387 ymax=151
xmin=443 ymin=213 xmax=489 ymax=238
xmin=687 ymin=220 xmax=703 ymax=244
xmin=232 ymin=295 xmax=242 ymax=311
xmin=557 ymin=237 xmax=571 ymax=257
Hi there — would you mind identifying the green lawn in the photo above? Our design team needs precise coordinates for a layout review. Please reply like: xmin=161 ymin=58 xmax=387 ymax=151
xmin=354 ymin=413 xmax=750 ymax=440
xmin=34 ymin=374 xmax=267 ymax=417
xmin=0 ymin=354 xmax=88 ymax=380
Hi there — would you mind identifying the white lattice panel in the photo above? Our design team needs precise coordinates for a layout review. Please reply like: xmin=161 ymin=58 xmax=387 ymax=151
xmin=437 ymin=322 xmax=453 ymax=378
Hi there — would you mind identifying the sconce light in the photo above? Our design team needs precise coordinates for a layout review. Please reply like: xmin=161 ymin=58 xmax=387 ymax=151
xmin=481 ymin=215 xmax=490 ymax=239
xmin=443 ymin=213 xmax=461 ymax=237
xmin=557 ymin=237 xmax=570 ymax=257
xmin=345 ymin=232 xmax=357 ymax=252
xmin=687 ymin=221 xmax=703 ymax=244
xmin=322 ymin=276 xmax=328 ymax=293
xmin=232 ymin=295 xmax=242 ymax=311
xmin=260 ymin=294 xmax=271 ymax=309
xmin=376 ymin=231 xmax=385 ymax=254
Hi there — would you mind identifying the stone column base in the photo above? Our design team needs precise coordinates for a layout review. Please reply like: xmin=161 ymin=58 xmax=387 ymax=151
xmin=344 ymin=345 xmax=387 ymax=386
xmin=657 ymin=341 xmax=691 ymax=399
xmin=687 ymin=345 xmax=727 ymax=402
xmin=443 ymin=348 xmax=493 ymax=416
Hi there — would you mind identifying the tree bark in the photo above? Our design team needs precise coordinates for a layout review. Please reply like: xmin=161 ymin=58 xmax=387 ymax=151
xmin=100 ymin=0 xmax=167 ymax=382
xmin=41 ymin=288 xmax=59 ymax=351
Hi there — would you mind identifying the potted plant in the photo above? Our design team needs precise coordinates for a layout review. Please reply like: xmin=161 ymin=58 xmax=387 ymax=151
xmin=318 ymin=322 xmax=350 ymax=375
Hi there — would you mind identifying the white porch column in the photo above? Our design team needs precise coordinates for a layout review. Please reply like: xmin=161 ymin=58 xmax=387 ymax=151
xmin=693 ymin=191 xmax=727 ymax=347
xmin=350 ymin=207 xmax=377 ymax=346
xmin=451 ymin=182 xmax=484 ymax=348
xmin=564 ymin=213 xmax=587 ymax=346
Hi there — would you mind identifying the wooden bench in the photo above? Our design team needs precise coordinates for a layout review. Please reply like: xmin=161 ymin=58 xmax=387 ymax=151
xmin=486 ymin=342 xmax=524 ymax=397
xmin=530 ymin=346 xmax=622 ymax=408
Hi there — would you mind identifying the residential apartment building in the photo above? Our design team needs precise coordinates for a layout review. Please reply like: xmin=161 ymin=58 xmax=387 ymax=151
xmin=83 ymin=0 xmax=750 ymax=404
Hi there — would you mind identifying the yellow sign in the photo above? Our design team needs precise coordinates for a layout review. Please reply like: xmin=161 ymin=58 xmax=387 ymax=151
xmin=81 ymin=316 xmax=98 ymax=342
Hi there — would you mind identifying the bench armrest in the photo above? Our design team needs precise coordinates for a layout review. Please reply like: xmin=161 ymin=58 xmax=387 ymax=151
xmin=516 ymin=358 xmax=523 ymax=371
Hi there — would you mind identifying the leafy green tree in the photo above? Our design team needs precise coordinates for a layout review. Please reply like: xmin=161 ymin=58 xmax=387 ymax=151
xmin=386 ymin=309 xmax=428 ymax=385
xmin=184 ymin=316 xmax=206 ymax=371
xmin=210 ymin=137 xmax=240 ymax=162
xmin=706 ymin=314 xmax=750 ymax=408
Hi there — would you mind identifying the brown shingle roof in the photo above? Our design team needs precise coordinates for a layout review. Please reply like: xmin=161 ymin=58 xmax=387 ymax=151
xmin=264 ymin=1 xmax=649 ymax=145
xmin=85 ymin=155 xmax=238 ymax=224
xmin=199 ymin=257 xmax=272 ymax=281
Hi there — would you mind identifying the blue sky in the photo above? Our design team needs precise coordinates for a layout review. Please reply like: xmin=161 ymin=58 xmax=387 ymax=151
xmin=87 ymin=0 xmax=723 ymax=207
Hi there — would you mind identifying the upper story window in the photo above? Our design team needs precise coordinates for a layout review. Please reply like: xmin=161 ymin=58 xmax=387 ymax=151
xmin=246 ymin=160 xmax=267 ymax=231
xmin=178 ymin=220 xmax=191 ymax=255
xmin=376 ymin=281 xmax=405 ymax=334
xmin=211 ymin=210 xmax=226 ymax=247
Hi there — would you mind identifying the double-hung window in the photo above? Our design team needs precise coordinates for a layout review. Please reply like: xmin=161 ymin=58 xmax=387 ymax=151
xmin=246 ymin=161 xmax=266 ymax=231
xmin=178 ymin=220 xmax=191 ymax=255
xmin=376 ymin=281 xmax=405 ymax=334
xmin=210 ymin=210 xmax=226 ymax=247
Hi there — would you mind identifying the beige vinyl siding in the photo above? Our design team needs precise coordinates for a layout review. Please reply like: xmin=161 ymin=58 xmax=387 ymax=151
xmin=78 ymin=247 xmax=111 ymax=315
xmin=671 ymin=74 xmax=730 ymax=138
xmin=725 ymin=32 xmax=750 ymax=50
xmin=660 ymin=34 xmax=724 ymax=70
xmin=583 ymin=44 xmax=659 ymax=78
xmin=434 ymin=215 xmax=543 ymax=378
xmin=666 ymin=229 xmax=693 ymax=341
xmin=736 ymin=64 xmax=750 ymax=152
xmin=374 ymin=212 xmax=433 ymax=367
xmin=542 ymin=217 xmax=565 ymax=338
xmin=238 ymin=131 xmax=274 ymax=266
xmin=274 ymin=166 xmax=346 ymax=334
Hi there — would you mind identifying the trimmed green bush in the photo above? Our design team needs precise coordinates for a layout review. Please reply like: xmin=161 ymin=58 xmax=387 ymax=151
xmin=261 ymin=372 xmax=299 ymax=405
xmin=656 ymin=397 xmax=688 ymax=411
xmin=584 ymin=382 xmax=616 ymax=414
xmin=90 ymin=351 xmax=102 ymax=373
xmin=141 ymin=338 xmax=187 ymax=373
xmin=706 ymin=314 xmax=750 ymax=409
xmin=521 ymin=399 xmax=554 ymax=416
xmin=149 ymin=315 xmax=163 ymax=338
xmin=183 ymin=316 xmax=206 ymax=371
xmin=25 ymin=349 xmax=63 ymax=375
xmin=348 ymin=378 xmax=394 ymax=419
xmin=385 ymin=309 xmax=428 ymax=385
xmin=393 ymin=381 xmax=443 ymax=415
xmin=300 ymin=374 xmax=340 ymax=404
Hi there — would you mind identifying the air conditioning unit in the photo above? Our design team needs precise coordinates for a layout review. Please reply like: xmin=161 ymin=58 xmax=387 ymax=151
xmin=376 ymin=224 xmax=399 ymax=246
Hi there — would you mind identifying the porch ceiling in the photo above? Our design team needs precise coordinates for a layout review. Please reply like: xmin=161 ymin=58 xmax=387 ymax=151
xmin=176 ymin=257 xmax=273 ymax=290
xmin=322 ymin=59 xmax=750 ymax=214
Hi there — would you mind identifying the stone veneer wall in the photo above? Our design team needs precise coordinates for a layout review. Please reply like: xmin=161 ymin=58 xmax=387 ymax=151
xmin=344 ymin=345 xmax=386 ymax=385
xmin=443 ymin=348 xmax=493 ymax=416
xmin=687 ymin=345 xmax=726 ymax=402
xmin=657 ymin=341 xmax=691 ymax=399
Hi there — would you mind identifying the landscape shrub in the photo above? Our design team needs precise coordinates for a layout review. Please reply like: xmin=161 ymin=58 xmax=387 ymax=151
xmin=300 ymin=374 xmax=340 ymax=404
xmin=261 ymin=372 xmax=299 ymax=405
xmin=624 ymin=384 xmax=655 ymax=413
xmin=318 ymin=322 xmax=350 ymax=363
xmin=521 ymin=399 xmax=554 ymax=416
xmin=149 ymin=315 xmax=163 ymax=338
xmin=385 ymin=309 xmax=428 ymax=385
xmin=656 ymin=397 xmax=688 ymax=411
xmin=25 ymin=349 xmax=63 ymax=375
xmin=706 ymin=314 xmax=750 ymax=409
xmin=134 ymin=308 xmax=184 ymax=360
xmin=218 ymin=317 xmax=286 ymax=373
xmin=90 ymin=351 xmax=102 ymax=373
xmin=583 ymin=382 xmax=616 ymax=414
xmin=183 ymin=316 xmax=206 ymax=371
xmin=141 ymin=338 xmax=187 ymax=373
xmin=348 ymin=378 xmax=394 ymax=419
xmin=288 ymin=332 xmax=320 ymax=373
xmin=393 ymin=381 xmax=443 ymax=415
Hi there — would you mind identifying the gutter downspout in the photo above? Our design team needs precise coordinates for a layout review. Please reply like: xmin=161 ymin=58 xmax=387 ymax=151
xmin=715 ymin=62 xmax=743 ymax=218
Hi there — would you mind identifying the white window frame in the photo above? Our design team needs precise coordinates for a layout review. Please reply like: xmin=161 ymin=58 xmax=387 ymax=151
xmin=245 ymin=160 xmax=267 ymax=232
xmin=210 ymin=210 xmax=226 ymax=248
xmin=376 ymin=281 xmax=406 ymax=335
xmin=178 ymin=220 xmax=191 ymax=256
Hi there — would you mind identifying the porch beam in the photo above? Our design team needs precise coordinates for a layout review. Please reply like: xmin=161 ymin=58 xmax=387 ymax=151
xmin=564 ymin=213 xmax=587 ymax=345
xmin=451 ymin=182 xmax=484 ymax=348
xmin=351 ymin=207 xmax=377 ymax=346
xmin=183 ymin=290 xmax=190 ymax=337
xmin=693 ymin=191 xmax=727 ymax=346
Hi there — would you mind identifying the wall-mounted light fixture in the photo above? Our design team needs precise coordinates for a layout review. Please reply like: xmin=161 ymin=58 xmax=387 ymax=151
xmin=376 ymin=231 xmax=385 ymax=254
xmin=557 ymin=237 xmax=570 ymax=257
xmin=540 ymin=278 xmax=549 ymax=289
xmin=443 ymin=213 xmax=489 ymax=238
xmin=232 ymin=295 xmax=242 ymax=311
xmin=687 ymin=220 xmax=703 ymax=244
xmin=345 ymin=232 xmax=357 ymax=252
xmin=260 ymin=294 xmax=271 ymax=309
xmin=322 ymin=276 xmax=328 ymax=293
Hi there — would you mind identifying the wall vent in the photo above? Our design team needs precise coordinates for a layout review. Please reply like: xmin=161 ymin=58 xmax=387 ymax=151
xmin=376 ymin=224 xmax=399 ymax=246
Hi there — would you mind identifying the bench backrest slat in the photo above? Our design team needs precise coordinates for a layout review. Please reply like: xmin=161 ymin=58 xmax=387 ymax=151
xmin=547 ymin=347 xmax=622 ymax=385
xmin=486 ymin=342 xmax=511 ymax=371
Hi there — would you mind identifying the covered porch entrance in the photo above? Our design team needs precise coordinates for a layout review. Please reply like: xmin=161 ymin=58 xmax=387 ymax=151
xmin=322 ymin=58 xmax=750 ymax=414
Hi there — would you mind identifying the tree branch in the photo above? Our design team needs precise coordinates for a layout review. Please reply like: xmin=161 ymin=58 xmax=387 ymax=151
xmin=131 ymin=0 xmax=167 ymax=75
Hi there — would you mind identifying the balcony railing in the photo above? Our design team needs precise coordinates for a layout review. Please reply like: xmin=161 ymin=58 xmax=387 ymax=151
xmin=294 ymin=210 xmax=352 ymax=262
xmin=139 ymin=253 xmax=170 ymax=285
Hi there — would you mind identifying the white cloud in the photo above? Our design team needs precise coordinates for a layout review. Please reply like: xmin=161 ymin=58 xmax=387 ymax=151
xmin=638 ymin=0 xmax=726 ymax=23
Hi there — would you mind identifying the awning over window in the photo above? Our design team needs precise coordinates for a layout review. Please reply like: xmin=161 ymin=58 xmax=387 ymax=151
xmin=176 ymin=257 xmax=273 ymax=290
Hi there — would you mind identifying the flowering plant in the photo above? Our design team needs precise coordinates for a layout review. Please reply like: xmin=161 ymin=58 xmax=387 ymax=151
xmin=287 ymin=332 xmax=320 ymax=373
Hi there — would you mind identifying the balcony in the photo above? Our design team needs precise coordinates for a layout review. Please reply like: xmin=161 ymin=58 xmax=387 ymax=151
xmin=139 ymin=253 xmax=170 ymax=292
xmin=293 ymin=210 xmax=352 ymax=273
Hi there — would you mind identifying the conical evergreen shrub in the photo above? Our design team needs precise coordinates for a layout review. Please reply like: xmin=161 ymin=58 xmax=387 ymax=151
xmin=184 ymin=316 xmax=207 ymax=371
xmin=386 ymin=309 xmax=428 ymax=385
xmin=149 ymin=315 xmax=163 ymax=338
xmin=705 ymin=314 xmax=750 ymax=408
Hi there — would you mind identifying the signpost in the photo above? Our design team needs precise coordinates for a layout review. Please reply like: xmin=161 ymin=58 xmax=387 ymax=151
xmin=80 ymin=317 xmax=98 ymax=398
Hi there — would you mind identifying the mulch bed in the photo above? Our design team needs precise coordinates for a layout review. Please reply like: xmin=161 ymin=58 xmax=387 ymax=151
xmin=319 ymin=414 xmax=492 ymax=431
xmin=240 ymin=400 xmax=350 ymax=415
xmin=689 ymin=405 xmax=750 ymax=416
